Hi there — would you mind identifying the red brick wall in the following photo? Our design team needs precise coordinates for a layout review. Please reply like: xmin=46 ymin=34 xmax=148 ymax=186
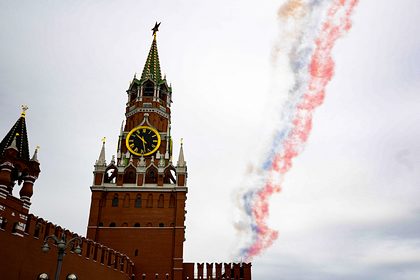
xmin=87 ymin=190 xmax=186 ymax=280
xmin=0 ymin=214 xmax=133 ymax=280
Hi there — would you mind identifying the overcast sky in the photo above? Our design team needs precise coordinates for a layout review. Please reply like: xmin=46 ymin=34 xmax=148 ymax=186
xmin=1 ymin=0 xmax=420 ymax=279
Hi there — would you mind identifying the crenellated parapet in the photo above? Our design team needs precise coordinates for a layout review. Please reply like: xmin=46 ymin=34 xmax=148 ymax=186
xmin=0 ymin=214 xmax=135 ymax=279
xmin=182 ymin=262 xmax=252 ymax=280
xmin=29 ymin=215 xmax=134 ymax=270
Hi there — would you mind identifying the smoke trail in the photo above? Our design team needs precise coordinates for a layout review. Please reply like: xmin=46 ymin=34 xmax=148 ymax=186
xmin=235 ymin=0 xmax=359 ymax=261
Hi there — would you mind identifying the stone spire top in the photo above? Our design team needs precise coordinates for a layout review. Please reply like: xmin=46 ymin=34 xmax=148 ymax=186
xmin=96 ymin=139 xmax=106 ymax=166
xmin=31 ymin=147 xmax=39 ymax=162
xmin=8 ymin=134 xmax=18 ymax=151
xmin=177 ymin=139 xmax=186 ymax=167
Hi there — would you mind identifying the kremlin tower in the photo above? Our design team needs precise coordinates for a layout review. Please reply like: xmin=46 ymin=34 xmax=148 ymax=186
xmin=86 ymin=22 xmax=188 ymax=280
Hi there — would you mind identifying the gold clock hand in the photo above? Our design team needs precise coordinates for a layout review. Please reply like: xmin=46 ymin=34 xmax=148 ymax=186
xmin=136 ymin=135 xmax=147 ymax=144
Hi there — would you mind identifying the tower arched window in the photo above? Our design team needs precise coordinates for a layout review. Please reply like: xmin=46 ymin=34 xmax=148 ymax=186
xmin=144 ymin=82 xmax=154 ymax=97
xmin=123 ymin=193 xmax=130 ymax=207
xmin=105 ymin=166 xmax=117 ymax=183
xmin=147 ymin=194 xmax=153 ymax=208
xmin=169 ymin=194 xmax=175 ymax=208
xmin=135 ymin=197 xmax=142 ymax=207
xmin=159 ymin=86 xmax=167 ymax=105
xmin=165 ymin=169 xmax=176 ymax=184
xmin=134 ymin=223 xmax=140 ymax=227
xmin=159 ymin=223 xmax=164 ymax=228
xmin=135 ymin=249 xmax=138 ymax=256
xmin=158 ymin=194 xmax=164 ymax=208
xmin=124 ymin=167 xmax=136 ymax=183
xmin=130 ymin=87 xmax=137 ymax=102
xmin=112 ymin=196 xmax=118 ymax=207
xmin=145 ymin=169 xmax=157 ymax=183
xmin=98 ymin=222 xmax=103 ymax=227
xmin=109 ymin=222 xmax=116 ymax=227
xmin=147 ymin=194 xmax=153 ymax=207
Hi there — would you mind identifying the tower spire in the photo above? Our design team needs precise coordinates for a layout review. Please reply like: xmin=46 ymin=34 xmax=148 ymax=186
xmin=141 ymin=22 xmax=163 ymax=84
xmin=0 ymin=106 xmax=31 ymax=159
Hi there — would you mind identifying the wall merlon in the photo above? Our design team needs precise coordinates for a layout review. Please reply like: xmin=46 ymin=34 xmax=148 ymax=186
xmin=182 ymin=263 xmax=251 ymax=280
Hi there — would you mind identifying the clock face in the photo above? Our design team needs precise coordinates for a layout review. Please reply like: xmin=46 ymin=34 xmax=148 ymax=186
xmin=126 ymin=126 xmax=161 ymax=156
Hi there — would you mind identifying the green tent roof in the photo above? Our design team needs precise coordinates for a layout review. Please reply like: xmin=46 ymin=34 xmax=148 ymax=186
xmin=140 ymin=35 xmax=162 ymax=84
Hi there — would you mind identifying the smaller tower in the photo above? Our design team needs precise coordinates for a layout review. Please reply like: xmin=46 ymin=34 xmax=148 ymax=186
xmin=0 ymin=106 xmax=40 ymax=235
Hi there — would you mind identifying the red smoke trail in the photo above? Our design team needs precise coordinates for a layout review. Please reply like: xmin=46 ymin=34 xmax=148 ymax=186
xmin=243 ymin=0 xmax=359 ymax=261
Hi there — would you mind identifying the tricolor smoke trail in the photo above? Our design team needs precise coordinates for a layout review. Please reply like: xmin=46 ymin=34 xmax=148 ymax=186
xmin=235 ymin=0 xmax=359 ymax=261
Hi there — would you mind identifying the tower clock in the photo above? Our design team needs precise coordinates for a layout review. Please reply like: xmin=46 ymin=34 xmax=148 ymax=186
xmin=126 ymin=126 xmax=161 ymax=156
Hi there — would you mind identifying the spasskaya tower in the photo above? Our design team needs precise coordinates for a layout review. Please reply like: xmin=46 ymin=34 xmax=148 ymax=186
xmin=86 ymin=23 xmax=187 ymax=280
